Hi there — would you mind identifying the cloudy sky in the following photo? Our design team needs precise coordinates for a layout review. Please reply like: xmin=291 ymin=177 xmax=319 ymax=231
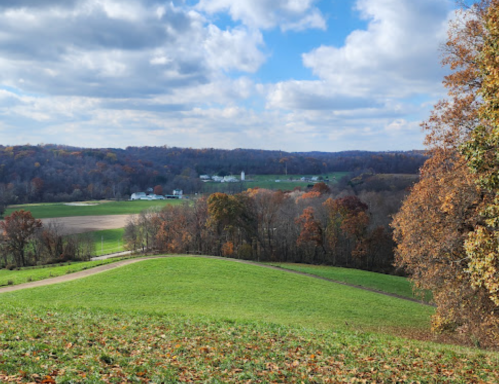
xmin=0 ymin=0 xmax=458 ymax=152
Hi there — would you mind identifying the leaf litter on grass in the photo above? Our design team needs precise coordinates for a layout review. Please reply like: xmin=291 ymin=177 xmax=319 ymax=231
xmin=0 ymin=307 xmax=498 ymax=383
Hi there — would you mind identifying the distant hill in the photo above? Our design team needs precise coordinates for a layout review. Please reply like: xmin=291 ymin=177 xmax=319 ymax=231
xmin=0 ymin=144 xmax=427 ymax=203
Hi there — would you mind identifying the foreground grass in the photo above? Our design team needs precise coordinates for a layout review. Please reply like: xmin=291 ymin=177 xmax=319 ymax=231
xmin=0 ymin=257 xmax=432 ymax=333
xmin=5 ymin=200 xmax=180 ymax=219
xmin=0 ymin=257 xmax=497 ymax=382
xmin=0 ymin=258 xmax=129 ymax=287
xmin=269 ymin=263 xmax=430 ymax=302
xmin=91 ymin=228 xmax=126 ymax=256
xmin=0 ymin=306 xmax=497 ymax=383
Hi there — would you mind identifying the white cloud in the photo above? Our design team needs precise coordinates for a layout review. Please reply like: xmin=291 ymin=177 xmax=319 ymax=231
xmin=196 ymin=0 xmax=326 ymax=31
xmin=301 ymin=0 xmax=452 ymax=99
xmin=0 ymin=0 xmax=266 ymax=99
xmin=263 ymin=0 xmax=453 ymax=149
xmin=204 ymin=25 xmax=266 ymax=73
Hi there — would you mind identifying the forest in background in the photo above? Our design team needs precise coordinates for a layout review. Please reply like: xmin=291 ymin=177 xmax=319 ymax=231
xmin=0 ymin=144 xmax=425 ymax=204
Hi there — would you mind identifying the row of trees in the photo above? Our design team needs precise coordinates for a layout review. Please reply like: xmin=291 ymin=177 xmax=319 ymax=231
xmin=0 ymin=210 xmax=93 ymax=268
xmin=124 ymin=185 xmax=398 ymax=273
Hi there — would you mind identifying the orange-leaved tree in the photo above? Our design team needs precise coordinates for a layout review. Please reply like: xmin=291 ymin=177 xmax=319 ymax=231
xmin=392 ymin=0 xmax=499 ymax=346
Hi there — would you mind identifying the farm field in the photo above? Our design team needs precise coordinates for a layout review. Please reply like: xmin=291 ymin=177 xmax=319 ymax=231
xmin=40 ymin=214 xmax=133 ymax=235
xmin=5 ymin=200 xmax=180 ymax=219
xmin=0 ymin=257 xmax=497 ymax=383
xmin=269 ymin=263 xmax=430 ymax=302
xmin=202 ymin=172 xmax=348 ymax=194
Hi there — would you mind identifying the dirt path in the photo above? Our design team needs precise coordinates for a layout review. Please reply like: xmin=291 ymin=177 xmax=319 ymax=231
xmin=41 ymin=214 xmax=137 ymax=235
xmin=0 ymin=255 xmax=433 ymax=306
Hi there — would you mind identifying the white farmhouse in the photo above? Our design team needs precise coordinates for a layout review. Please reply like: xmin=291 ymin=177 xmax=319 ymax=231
xmin=130 ymin=192 xmax=146 ymax=200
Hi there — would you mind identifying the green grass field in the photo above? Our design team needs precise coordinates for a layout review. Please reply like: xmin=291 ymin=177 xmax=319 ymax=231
xmin=0 ymin=257 xmax=498 ymax=383
xmin=0 ymin=257 xmax=130 ymax=287
xmin=92 ymin=228 xmax=126 ymax=256
xmin=5 ymin=200 xmax=181 ymax=219
xmin=269 ymin=263 xmax=431 ymax=302
xmin=0 ymin=258 xmax=431 ymax=332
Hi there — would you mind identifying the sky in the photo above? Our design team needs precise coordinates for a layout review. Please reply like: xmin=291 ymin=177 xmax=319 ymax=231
xmin=0 ymin=0 xmax=459 ymax=152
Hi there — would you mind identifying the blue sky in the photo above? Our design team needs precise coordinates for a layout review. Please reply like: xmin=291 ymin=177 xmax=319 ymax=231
xmin=0 ymin=0 xmax=458 ymax=152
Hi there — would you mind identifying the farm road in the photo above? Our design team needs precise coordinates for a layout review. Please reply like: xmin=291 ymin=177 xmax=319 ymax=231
xmin=42 ymin=214 xmax=137 ymax=235
xmin=0 ymin=255 xmax=433 ymax=306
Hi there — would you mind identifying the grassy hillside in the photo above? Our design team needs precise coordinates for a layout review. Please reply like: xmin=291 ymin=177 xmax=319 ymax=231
xmin=0 ymin=257 xmax=497 ymax=383
xmin=0 ymin=258 xmax=130 ymax=287
xmin=1 ymin=306 xmax=497 ymax=383
xmin=0 ymin=258 xmax=431 ymax=332
xmin=269 ymin=263 xmax=431 ymax=302
xmin=5 ymin=200 xmax=180 ymax=218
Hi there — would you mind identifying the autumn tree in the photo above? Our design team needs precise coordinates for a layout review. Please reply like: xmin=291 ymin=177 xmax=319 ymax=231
xmin=461 ymin=0 xmax=499 ymax=321
xmin=323 ymin=196 xmax=370 ymax=267
xmin=0 ymin=210 xmax=42 ymax=267
xmin=153 ymin=185 xmax=164 ymax=195
xmin=392 ymin=0 xmax=499 ymax=345
xmin=155 ymin=204 xmax=193 ymax=254
xmin=296 ymin=207 xmax=324 ymax=262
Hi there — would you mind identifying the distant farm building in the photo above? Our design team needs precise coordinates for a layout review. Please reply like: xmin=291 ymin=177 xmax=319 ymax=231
xmin=241 ymin=171 xmax=245 ymax=181
xmin=130 ymin=192 xmax=165 ymax=201
xmin=200 ymin=175 xmax=211 ymax=180
xmin=130 ymin=192 xmax=146 ymax=200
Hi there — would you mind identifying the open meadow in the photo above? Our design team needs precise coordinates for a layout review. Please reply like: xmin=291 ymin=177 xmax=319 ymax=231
xmin=0 ymin=257 xmax=498 ymax=382
xmin=269 ymin=263 xmax=432 ymax=302
xmin=5 ymin=200 xmax=181 ymax=219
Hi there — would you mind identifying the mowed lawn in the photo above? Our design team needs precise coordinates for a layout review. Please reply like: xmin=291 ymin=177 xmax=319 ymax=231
xmin=5 ymin=200 xmax=181 ymax=219
xmin=0 ymin=257 xmax=432 ymax=333
xmin=269 ymin=263 xmax=431 ymax=302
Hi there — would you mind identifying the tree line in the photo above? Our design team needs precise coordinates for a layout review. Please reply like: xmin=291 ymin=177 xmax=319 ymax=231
xmin=0 ymin=144 xmax=425 ymax=204
xmin=124 ymin=184 xmax=399 ymax=273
